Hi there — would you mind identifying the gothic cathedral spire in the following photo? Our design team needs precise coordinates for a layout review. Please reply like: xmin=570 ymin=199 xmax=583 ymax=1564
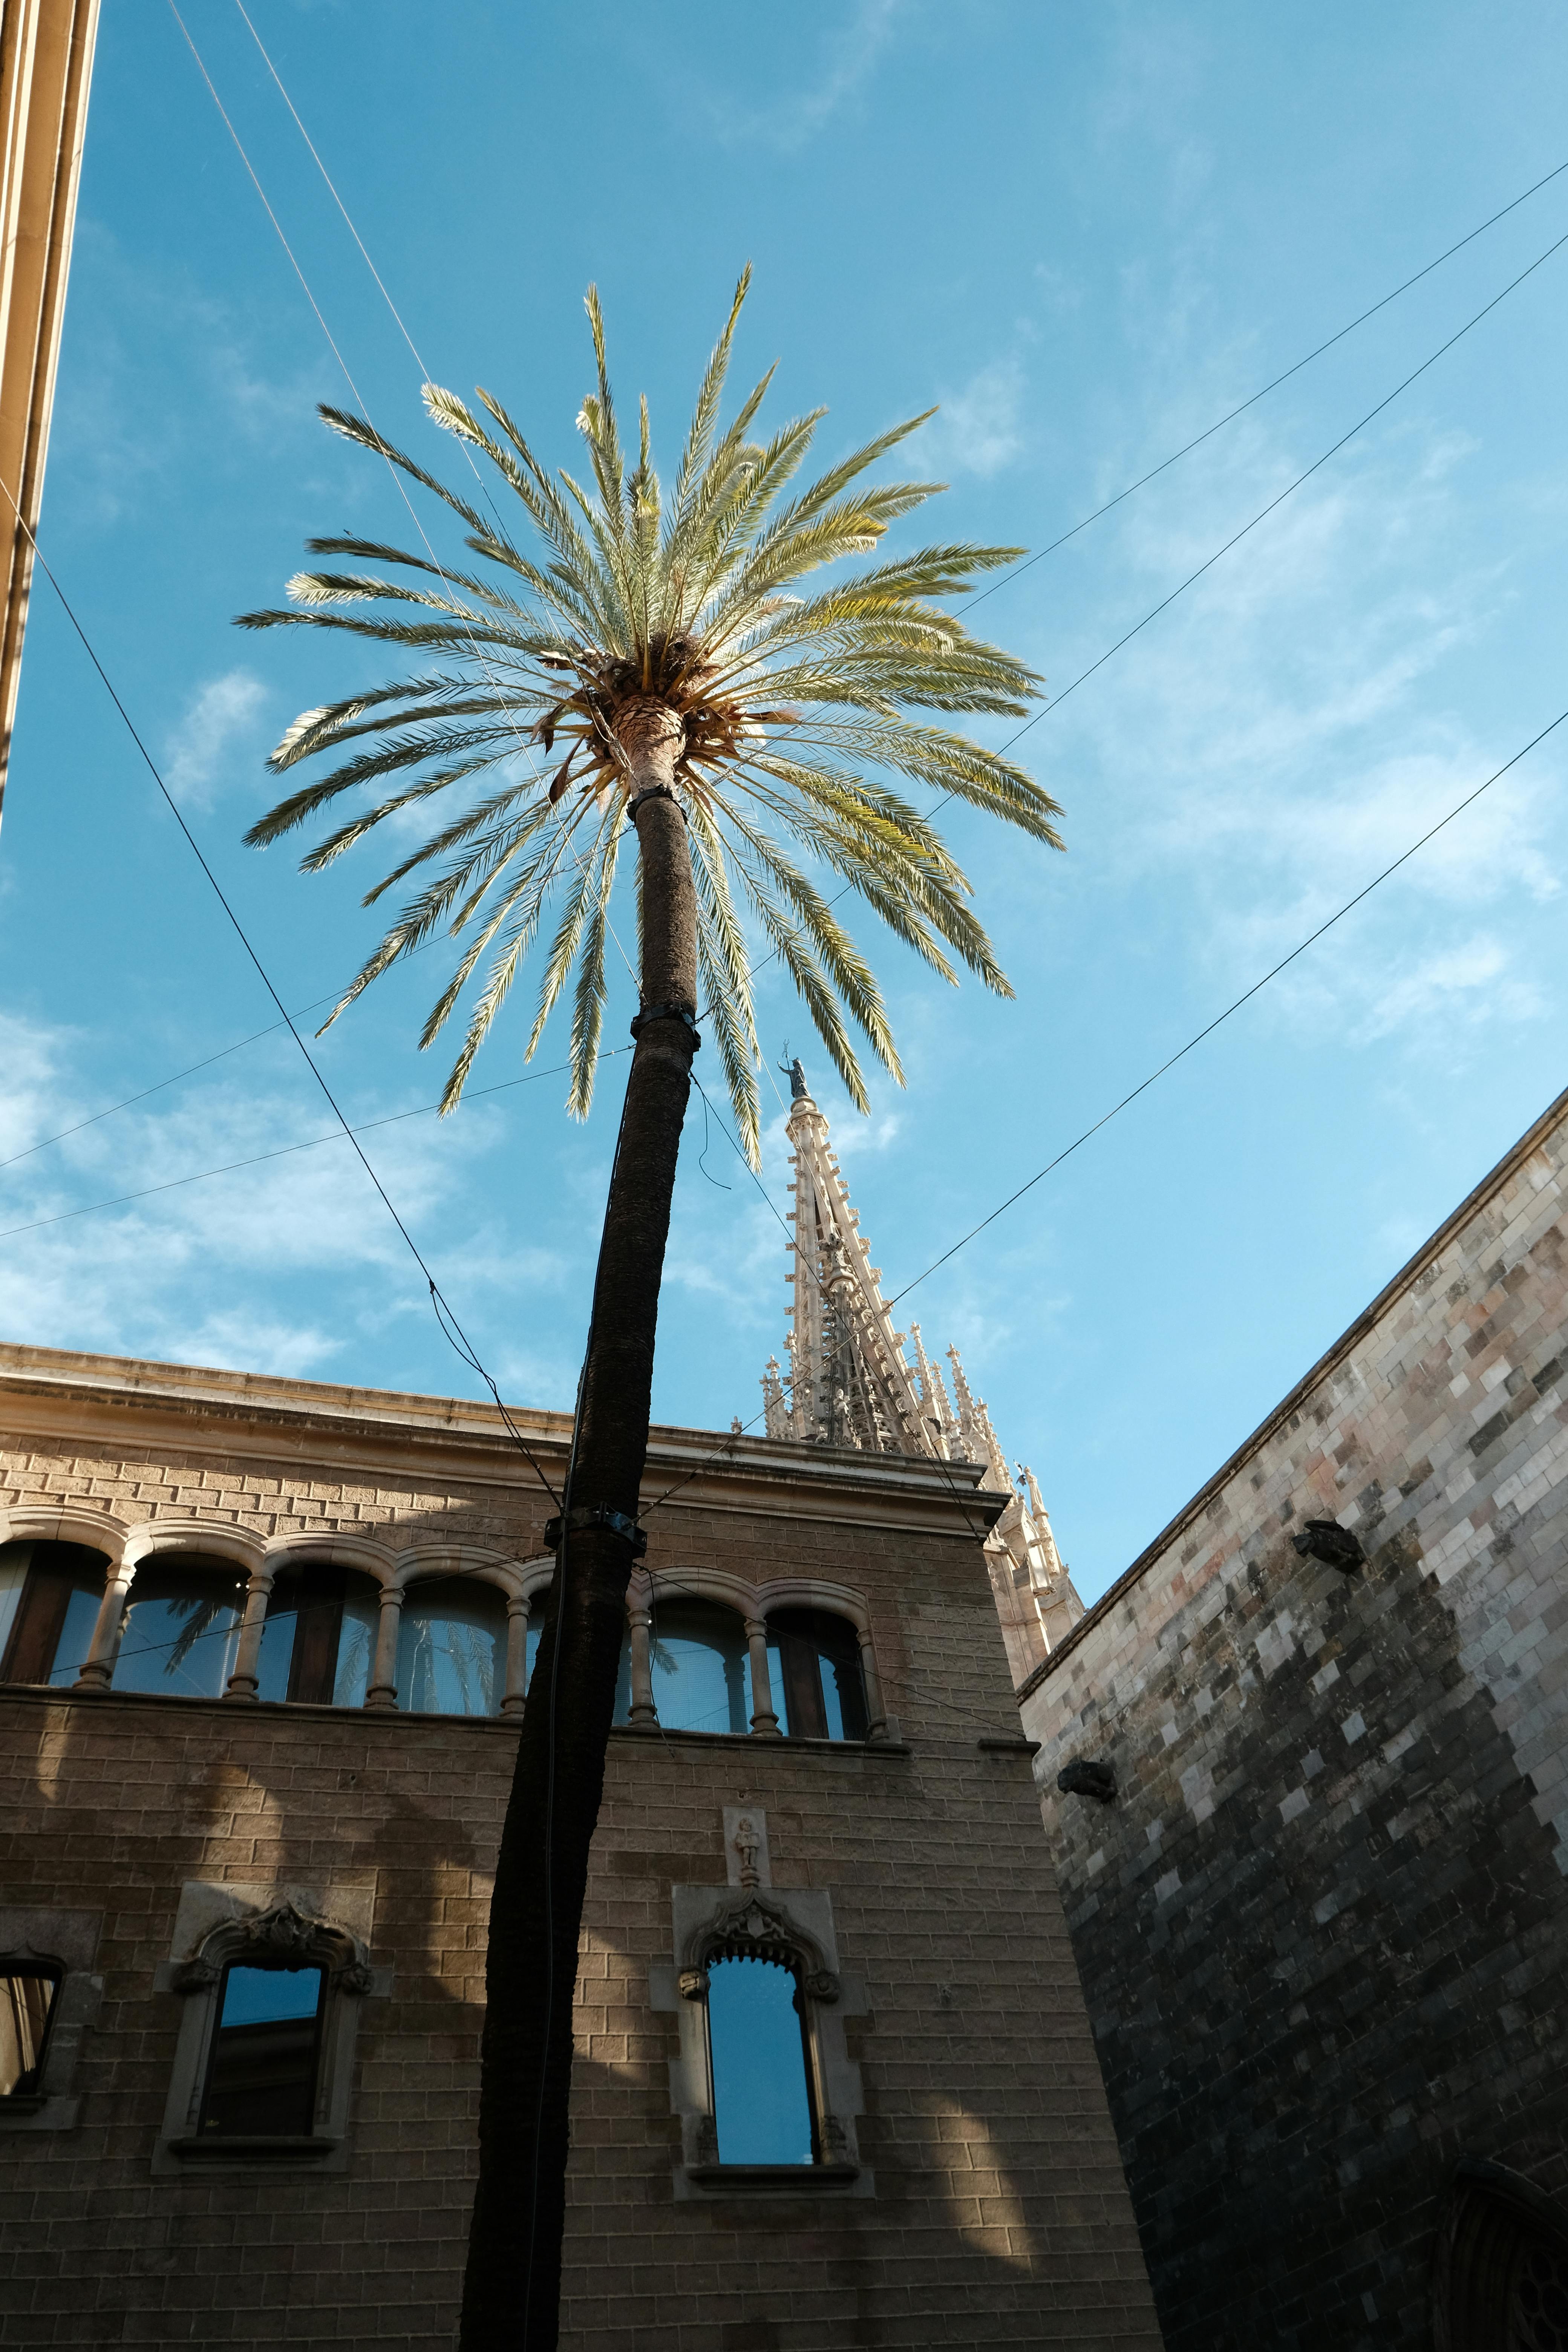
xmin=756 ymin=1064 xmax=1083 ymax=1679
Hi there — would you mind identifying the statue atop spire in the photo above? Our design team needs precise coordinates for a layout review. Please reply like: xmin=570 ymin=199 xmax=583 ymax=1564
xmin=753 ymin=1065 xmax=1082 ymax=1679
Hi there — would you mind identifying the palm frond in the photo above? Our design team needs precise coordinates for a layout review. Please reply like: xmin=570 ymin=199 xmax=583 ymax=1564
xmin=243 ymin=275 xmax=1060 ymax=1127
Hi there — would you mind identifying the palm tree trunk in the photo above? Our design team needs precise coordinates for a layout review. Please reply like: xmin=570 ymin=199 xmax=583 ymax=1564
xmin=460 ymin=701 xmax=697 ymax=2352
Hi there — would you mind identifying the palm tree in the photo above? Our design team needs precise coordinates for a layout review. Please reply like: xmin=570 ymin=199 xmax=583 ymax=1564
xmin=240 ymin=269 xmax=1061 ymax=2351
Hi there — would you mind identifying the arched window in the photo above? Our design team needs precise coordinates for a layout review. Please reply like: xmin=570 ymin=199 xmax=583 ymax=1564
xmin=0 ymin=1541 xmax=107 ymax=1688
xmin=1435 ymin=2156 xmax=1568 ymax=2352
xmin=255 ymin=1565 xmax=379 ymax=1707
xmin=395 ymin=1579 xmax=506 ymax=1717
xmin=1 ymin=1961 xmax=62 ymax=2101
xmin=156 ymin=1896 xmax=378 ymax=2167
xmin=707 ymin=1952 xmax=815 ymax=2165
xmin=670 ymin=1880 xmax=861 ymax=2187
xmin=643 ymin=1598 xmax=753 ymax=1735
xmin=111 ymin=1556 xmax=248 ymax=1700
xmin=766 ymin=1607 xmax=869 ymax=1741
xmin=200 ymin=1960 xmax=326 ymax=2139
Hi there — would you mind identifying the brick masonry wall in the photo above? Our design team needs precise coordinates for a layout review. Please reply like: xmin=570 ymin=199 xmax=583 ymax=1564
xmin=0 ymin=1363 xmax=1162 ymax=2351
xmin=1020 ymin=1091 xmax=1568 ymax=2352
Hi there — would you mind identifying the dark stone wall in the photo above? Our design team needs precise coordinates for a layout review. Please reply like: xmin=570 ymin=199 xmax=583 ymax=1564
xmin=1053 ymin=1533 xmax=1566 ymax=2349
xmin=1021 ymin=1096 xmax=1568 ymax=2351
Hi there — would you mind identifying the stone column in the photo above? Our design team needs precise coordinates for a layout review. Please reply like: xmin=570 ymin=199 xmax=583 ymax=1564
xmin=502 ymin=1592 xmax=532 ymax=1719
xmin=223 ymin=1566 xmax=275 ymax=1701
xmin=746 ymin=1617 xmax=781 ymax=1737
xmin=858 ymin=1627 xmax=888 ymax=1742
xmin=71 ymin=1555 xmax=137 ymax=1693
xmin=626 ymin=1598 xmax=657 ymax=1727
xmin=364 ymin=1583 xmax=403 ymax=1712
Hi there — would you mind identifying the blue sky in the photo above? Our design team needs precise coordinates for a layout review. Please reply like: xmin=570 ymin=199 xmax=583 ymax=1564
xmin=4 ymin=1 xmax=1568 ymax=1605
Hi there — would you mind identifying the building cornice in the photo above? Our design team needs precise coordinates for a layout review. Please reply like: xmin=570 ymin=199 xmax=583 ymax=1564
xmin=1017 ymin=1078 xmax=1568 ymax=1703
xmin=0 ymin=1341 xmax=1008 ymax=1542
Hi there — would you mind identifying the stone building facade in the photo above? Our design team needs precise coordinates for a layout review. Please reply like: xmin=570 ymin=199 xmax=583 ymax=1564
xmin=1019 ymin=1085 xmax=1568 ymax=2352
xmin=0 ymin=1340 xmax=1161 ymax=2350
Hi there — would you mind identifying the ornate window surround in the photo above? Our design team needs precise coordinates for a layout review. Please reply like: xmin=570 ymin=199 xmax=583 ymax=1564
xmin=150 ymin=1879 xmax=390 ymax=2176
xmin=650 ymin=1811 xmax=871 ymax=2199
xmin=0 ymin=1905 xmax=101 ymax=2133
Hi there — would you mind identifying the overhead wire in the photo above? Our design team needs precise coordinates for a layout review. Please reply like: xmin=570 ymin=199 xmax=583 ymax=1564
xmin=0 ymin=941 xmax=457 ymax=1176
xmin=952 ymin=151 xmax=1568 ymax=623
xmin=695 ymin=203 xmax=1568 ymax=1030
xmin=21 ymin=138 xmax=1565 ymax=1172
xmin=643 ymin=698 xmax=1568 ymax=1518
xmin=202 ymin=0 xmax=645 ymax=1004
xmin=28 ymin=25 xmax=1566 ymax=1606
xmin=0 ymin=1047 xmax=630 ymax=1243
xmin=176 ymin=29 xmax=646 ymax=2327
xmin=0 ymin=455 xmax=563 ymax=1510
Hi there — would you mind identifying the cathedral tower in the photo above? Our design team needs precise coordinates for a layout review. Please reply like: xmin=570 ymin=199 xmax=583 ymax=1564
xmin=757 ymin=1061 xmax=1083 ymax=1681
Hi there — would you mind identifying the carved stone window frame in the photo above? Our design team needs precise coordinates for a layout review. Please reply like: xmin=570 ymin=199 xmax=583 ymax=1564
xmin=150 ymin=1880 xmax=390 ymax=2176
xmin=0 ymin=1906 xmax=102 ymax=2132
xmin=652 ymin=1871 xmax=870 ymax=2200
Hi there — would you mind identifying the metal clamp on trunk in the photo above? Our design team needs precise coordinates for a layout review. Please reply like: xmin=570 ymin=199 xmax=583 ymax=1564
xmin=544 ymin=1505 xmax=648 ymax=1557
xmin=626 ymin=784 xmax=684 ymax=822
xmin=629 ymin=1003 xmax=701 ymax=1048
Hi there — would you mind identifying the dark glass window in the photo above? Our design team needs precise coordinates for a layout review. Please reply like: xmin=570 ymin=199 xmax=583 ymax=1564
xmin=707 ymin=1954 xmax=815 ymax=2165
xmin=395 ymin=1581 xmax=506 ymax=1716
xmin=0 ymin=1964 xmax=62 ymax=2098
xmin=612 ymin=1598 xmax=752 ymax=1733
xmin=199 ymin=1963 xmax=326 ymax=2138
xmin=111 ymin=1558 xmax=248 ymax=1698
xmin=254 ymin=1565 xmax=379 ymax=1706
xmin=0 ymin=1540 xmax=107 ymax=1688
xmin=766 ymin=1607 xmax=869 ymax=1741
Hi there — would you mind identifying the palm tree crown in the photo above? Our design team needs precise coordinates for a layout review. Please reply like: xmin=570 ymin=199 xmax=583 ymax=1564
xmin=241 ymin=269 xmax=1062 ymax=1161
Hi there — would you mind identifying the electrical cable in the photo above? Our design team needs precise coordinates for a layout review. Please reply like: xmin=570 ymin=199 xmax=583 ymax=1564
xmin=157 ymin=12 xmax=1568 ymax=1172
xmin=0 ymin=1047 xmax=630 ymax=1243
xmin=649 ymin=700 xmax=1568 ymax=1515
xmin=185 ymin=2 xmax=645 ymax=1009
xmin=62 ymin=22 xmax=1566 ymax=1621
xmin=0 ymin=469 xmax=561 ymax=1513
xmin=697 ymin=208 xmax=1568 ymax=1030
xmin=0 ymin=933 xmax=461 ymax=1177
xmin=885 ymin=705 xmax=1568 ymax=1307
xmin=49 ymin=629 xmax=1517 ymax=1693
xmin=953 ymin=153 xmax=1568 ymax=623
xmin=166 ymin=31 xmax=656 ymax=2325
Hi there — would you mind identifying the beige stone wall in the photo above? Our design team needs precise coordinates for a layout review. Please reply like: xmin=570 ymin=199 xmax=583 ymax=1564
xmin=0 ymin=1350 xmax=1161 ymax=2350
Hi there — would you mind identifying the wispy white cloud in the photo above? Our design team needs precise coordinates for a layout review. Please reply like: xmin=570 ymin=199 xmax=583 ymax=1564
xmin=0 ymin=1011 xmax=510 ymax=1379
xmin=931 ymin=358 xmax=1026 ymax=479
xmin=1350 ymin=934 xmax=1542 ymax=1044
xmin=1031 ymin=380 xmax=1560 ymax=1066
xmin=703 ymin=0 xmax=904 ymax=152
xmin=161 ymin=670 xmax=268 ymax=810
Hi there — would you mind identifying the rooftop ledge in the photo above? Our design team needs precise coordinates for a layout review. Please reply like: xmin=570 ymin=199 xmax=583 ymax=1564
xmin=0 ymin=1339 xmax=1009 ymax=1530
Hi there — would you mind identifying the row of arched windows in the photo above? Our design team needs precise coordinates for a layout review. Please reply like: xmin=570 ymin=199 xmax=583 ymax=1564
xmin=0 ymin=1538 xmax=879 ymax=1741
